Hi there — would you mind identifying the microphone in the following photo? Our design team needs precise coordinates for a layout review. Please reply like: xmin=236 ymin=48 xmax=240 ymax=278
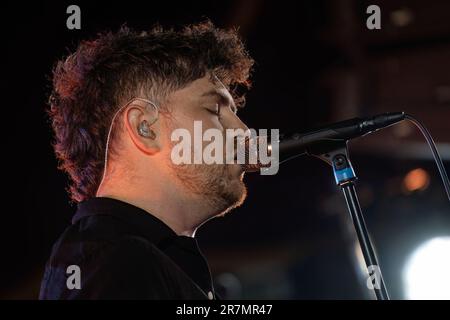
xmin=242 ymin=112 xmax=405 ymax=172
xmin=278 ymin=112 xmax=405 ymax=156
xmin=241 ymin=136 xmax=273 ymax=173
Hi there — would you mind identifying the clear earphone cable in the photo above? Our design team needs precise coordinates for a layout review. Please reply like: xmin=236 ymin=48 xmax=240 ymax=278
xmin=95 ymin=98 xmax=159 ymax=196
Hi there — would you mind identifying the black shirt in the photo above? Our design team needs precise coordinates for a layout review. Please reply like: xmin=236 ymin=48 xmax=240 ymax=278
xmin=39 ymin=197 xmax=216 ymax=300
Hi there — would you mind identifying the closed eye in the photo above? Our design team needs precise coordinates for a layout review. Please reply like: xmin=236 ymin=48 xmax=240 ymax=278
xmin=206 ymin=103 xmax=221 ymax=117
xmin=201 ymin=90 xmax=237 ymax=114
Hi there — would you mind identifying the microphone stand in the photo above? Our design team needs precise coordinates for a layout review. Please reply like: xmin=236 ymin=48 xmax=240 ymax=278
xmin=307 ymin=139 xmax=390 ymax=300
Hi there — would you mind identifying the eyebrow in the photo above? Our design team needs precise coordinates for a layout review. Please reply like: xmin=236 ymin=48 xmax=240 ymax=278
xmin=201 ymin=89 xmax=238 ymax=113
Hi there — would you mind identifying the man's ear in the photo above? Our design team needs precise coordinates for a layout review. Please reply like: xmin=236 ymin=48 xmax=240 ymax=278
xmin=123 ymin=103 xmax=160 ymax=155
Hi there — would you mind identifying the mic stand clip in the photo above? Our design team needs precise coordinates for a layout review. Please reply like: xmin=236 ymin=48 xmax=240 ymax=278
xmin=307 ymin=140 xmax=390 ymax=300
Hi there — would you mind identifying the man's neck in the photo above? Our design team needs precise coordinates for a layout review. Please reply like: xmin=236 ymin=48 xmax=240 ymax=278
xmin=96 ymin=178 xmax=211 ymax=237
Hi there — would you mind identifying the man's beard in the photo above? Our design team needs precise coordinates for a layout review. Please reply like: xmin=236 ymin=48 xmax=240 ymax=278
xmin=164 ymin=117 xmax=247 ymax=217
xmin=168 ymin=161 xmax=247 ymax=216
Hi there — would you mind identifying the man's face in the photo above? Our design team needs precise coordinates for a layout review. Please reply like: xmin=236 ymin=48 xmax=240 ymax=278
xmin=160 ymin=75 xmax=249 ymax=216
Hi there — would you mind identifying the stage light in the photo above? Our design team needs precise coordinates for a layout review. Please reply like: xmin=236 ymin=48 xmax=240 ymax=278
xmin=403 ymin=168 xmax=430 ymax=192
xmin=403 ymin=237 xmax=450 ymax=299
xmin=390 ymin=7 xmax=414 ymax=27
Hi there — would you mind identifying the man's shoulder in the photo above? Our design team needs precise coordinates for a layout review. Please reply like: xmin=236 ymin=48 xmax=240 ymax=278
xmin=40 ymin=215 xmax=209 ymax=299
xmin=48 ymin=216 xmax=164 ymax=267
xmin=40 ymin=226 xmax=172 ymax=299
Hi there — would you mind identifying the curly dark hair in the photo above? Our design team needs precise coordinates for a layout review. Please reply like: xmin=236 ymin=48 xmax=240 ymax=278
xmin=48 ymin=21 xmax=254 ymax=203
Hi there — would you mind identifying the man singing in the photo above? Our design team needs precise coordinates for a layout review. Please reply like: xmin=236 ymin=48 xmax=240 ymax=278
xmin=40 ymin=21 xmax=254 ymax=299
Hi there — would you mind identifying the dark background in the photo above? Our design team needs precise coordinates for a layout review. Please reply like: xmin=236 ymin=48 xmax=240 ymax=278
xmin=3 ymin=0 xmax=450 ymax=299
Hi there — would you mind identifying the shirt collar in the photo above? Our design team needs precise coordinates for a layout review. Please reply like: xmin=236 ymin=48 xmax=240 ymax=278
xmin=73 ymin=197 xmax=178 ymax=246
xmin=72 ymin=197 xmax=215 ymax=295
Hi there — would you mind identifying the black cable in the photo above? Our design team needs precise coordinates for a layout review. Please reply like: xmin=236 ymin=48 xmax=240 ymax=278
xmin=405 ymin=114 xmax=450 ymax=202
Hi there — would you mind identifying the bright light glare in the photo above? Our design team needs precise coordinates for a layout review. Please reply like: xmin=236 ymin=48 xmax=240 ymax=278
xmin=403 ymin=168 xmax=430 ymax=192
xmin=404 ymin=237 xmax=450 ymax=300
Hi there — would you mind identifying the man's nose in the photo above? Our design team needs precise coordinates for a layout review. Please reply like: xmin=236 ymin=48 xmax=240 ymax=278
xmin=227 ymin=113 xmax=250 ymax=134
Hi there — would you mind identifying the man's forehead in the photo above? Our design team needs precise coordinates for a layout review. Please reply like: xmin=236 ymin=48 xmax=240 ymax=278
xmin=190 ymin=75 xmax=229 ymax=93
xmin=168 ymin=75 xmax=235 ymax=108
xmin=180 ymin=76 xmax=233 ymax=99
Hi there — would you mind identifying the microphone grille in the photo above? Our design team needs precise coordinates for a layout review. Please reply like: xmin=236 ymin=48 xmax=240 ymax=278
xmin=241 ymin=136 xmax=272 ymax=172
